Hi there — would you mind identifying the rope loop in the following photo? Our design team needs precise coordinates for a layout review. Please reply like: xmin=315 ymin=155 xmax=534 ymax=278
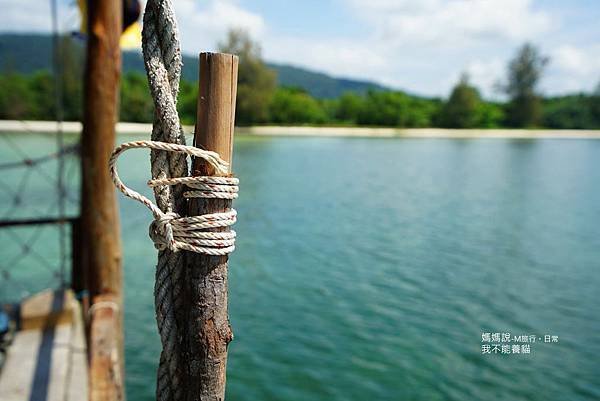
xmin=109 ymin=140 xmax=238 ymax=255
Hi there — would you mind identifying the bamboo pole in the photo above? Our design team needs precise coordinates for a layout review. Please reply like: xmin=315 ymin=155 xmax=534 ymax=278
xmin=80 ymin=0 xmax=124 ymax=399
xmin=185 ymin=52 xmax=238 ymax=401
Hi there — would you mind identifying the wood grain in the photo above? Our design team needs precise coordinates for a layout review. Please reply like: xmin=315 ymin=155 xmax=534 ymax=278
xmin=89 ymin=294 xmax=123 ymax=401
xmin=80 ymin=1 xmax=124 ymax=399
xmin=185 ymin=52 xmax=238 ymax=401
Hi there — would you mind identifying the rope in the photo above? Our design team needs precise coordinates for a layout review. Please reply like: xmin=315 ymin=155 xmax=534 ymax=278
xmin=109 ymin=140 xmax=238 ymax=255
xmin=139 ymin=1 xmax=190 ymax=400
xmin=115 ymin=3 xmax=240 ymax=400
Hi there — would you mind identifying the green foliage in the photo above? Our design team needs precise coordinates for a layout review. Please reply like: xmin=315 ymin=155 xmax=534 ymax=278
xmin=218 ymin=29 xmax=276 ymax=125
xmin=120 ymin=72 xmax=153 ymax=123
xmin=58 ymin=36 xmax=83 ymax=121
xmin=347 ymin=91 xmax=439 ymax=127
xmin=356 ymin=91 xmax=409 ymax=126
xmin=28 ymin=72 xmax=56 ymax=119
xmin=503 ymin=43 xmax=549 ymax=98
xmin=269 ymin=87 xmax=328 ymax=124
xmin=0 ymin=35 xmax=597 ymax=130
xmin=439 ymin=75 xmax=481 ymax=128
xmin=477 ymin=102 xmax=505 ymax=128
xmin=177 ymin=79 xmax=199 ymax=126
xmin=438 ymin=74 xmax=505 ymax=128
xmin=506 ymin=93 xmax=543 ymax=128
xmin=543 ymin=94 xmax=599 ymax=129
xmin=2 ymin=69 xmax=598 ymax=129
xmin=0 ymin=35 xmax=83 ymax=121
xmin=502 ymin=43 xmax=549 ymax=127
xmin=405 ymin=97 xmax=441 ymax=128
xmin=334 ymin=92 xmax=365 ymax=124
xmin=590 ymin=82 xmax=600 ymax=127
xmin=119 ymin=72 xmax=199 ymax=125
xmin=0 ymin=73 xmax=37 ymax=119
xmin=320 ymin=98 xmax=341 ymax=123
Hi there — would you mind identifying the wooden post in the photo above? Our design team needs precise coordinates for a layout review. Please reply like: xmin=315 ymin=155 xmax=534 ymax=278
xmin=80 ymin=0 xmax=124 ymax=399
xmin=185 ymin=52 xmax=238 ymax=401
xmin=89 ymin=294 xmax=123 ymax=401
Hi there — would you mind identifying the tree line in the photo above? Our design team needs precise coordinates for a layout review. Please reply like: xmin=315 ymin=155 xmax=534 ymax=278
xmin=0 ymin=32 xmax=599 ymax=129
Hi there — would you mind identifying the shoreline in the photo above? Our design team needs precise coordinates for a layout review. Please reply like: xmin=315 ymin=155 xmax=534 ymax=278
xmin=1 ymin=120 xmax=600 ymax=139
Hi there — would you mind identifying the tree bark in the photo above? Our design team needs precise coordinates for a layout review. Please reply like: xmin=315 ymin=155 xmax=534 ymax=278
xmin=184 ymin=52 xmax=238 ymax=401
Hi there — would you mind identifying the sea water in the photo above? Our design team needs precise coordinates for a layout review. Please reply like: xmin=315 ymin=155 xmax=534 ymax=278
xmin=2 ymin=134 xmax=599 ymax=401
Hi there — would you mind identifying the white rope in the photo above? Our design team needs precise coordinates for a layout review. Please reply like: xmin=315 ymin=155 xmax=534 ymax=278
xmin=110 ymin=140 xmax=238 ymax=255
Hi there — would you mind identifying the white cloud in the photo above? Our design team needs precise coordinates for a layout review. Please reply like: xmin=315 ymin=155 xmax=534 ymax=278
xmin=263 ymin=36 xmax=387 ymax=81
xmin=465 ymin=59 xmax=506 ymax=99
xmin=0 ymin=0 xmax=264 ymax=55
xmin=0 ymin=0 xmax=52 ymax=32
xmin=545 ymin=44 xmax=600 ymax=94
xmin=0 ymin=0 xmax=597 ymax=96
xmin=172 ymin=0 xmax=265 ymax=55
xmin=551 ymin=45 xmax=600 ymax=79
xmin=346 ymin=0 xmax=553 ymax=47
xmin=259 ymin=0 xmax=558 ymax=96
xmin=0 ymin=0 xmax=82 ymax=34
xmin=460 ymin=44 xmax=600 ymax=97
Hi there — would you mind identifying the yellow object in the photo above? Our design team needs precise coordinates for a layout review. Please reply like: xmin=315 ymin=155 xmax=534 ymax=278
xmin=120 ymin=22 xmax=143 ymax=49
xmin=77 ymin=0 xmax=142 ymax=49
xmin=78 ymin=0 xmax=87 ymax=34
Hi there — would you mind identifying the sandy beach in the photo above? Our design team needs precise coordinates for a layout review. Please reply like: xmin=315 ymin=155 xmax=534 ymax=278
xmin=1 ymin=120 xmax=600 ymax=139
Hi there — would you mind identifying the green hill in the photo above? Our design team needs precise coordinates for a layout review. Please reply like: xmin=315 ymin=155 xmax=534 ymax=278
xmin=0 ymin=33 xmax=389 ymax=98
xmin=0 ymin=34 xmax=55 ymax=73
xmin=267 ymin=63 xmax=387 ymax=98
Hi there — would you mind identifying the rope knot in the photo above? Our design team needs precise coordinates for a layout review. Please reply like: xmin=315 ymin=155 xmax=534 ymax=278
xmin=109 ymin=140 xmax=239 ymax=256
xmin=150 ymin=211 xmax=180 ymax=252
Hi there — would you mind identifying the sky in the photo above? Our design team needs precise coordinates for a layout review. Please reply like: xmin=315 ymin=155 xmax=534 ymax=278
xmin=1 ymin=0 xmax=599 ymax=99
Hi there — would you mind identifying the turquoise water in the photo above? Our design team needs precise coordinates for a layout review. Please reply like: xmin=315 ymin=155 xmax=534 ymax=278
xmin=2 ymin=134 xmax=600 ymax=400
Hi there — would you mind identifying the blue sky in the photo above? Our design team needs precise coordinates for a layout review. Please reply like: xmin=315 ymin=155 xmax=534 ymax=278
xmin=1 ymin=0 xmax=599 ymax=98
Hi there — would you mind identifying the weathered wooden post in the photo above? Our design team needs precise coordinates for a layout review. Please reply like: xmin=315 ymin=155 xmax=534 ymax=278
xmin=185 ymin=52 xmax=238 ymax=400
xmin=81 ymin=0 xmax=123 ymax=304
xmin=80 ymin=0 xmax=124 ymax=399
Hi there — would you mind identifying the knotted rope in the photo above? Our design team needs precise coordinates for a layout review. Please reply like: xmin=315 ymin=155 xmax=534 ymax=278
xmin=109 ymin=140 xmax=239 ymax=255
xmin=113 ymin=1 xmax=238 ymax=400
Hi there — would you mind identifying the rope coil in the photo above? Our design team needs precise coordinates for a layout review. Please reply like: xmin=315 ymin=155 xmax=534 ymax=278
xmin=109 ymin=140 xmax=238 ymax=255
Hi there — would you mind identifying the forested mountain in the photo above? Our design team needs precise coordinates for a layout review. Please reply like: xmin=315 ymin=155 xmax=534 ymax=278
xmin=1 ymin=34 xmax=597 ymax=128
xmin=0 ymin=34 xmax=388 ymax=98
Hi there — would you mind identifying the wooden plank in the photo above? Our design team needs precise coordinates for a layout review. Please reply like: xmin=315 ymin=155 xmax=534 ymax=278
xmin=0 ymin=289 xmax=88 ymax=401
xmin=20 ymin=289 xmax=74 ymax=331
xmin=89 ymin=294 xmax=123 ymax=401
xmin=184 ymin=52 xmax=238 ymax=401
xmin=67 ymin=295 xmax=88 ymax=401
xmin=0 ymin=329 xmax=44 ymax=400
